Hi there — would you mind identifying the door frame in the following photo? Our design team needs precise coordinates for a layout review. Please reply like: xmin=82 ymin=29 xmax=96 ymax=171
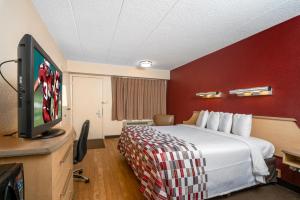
xmin=70 ymin=73 xmax=104 ymax=139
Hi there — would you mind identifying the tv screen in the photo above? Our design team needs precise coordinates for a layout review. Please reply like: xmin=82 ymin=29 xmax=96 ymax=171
xmin=33 ymin=48 xmax=62 ymax=128
xmin=18 ymin=34 xmax=64 ymax=138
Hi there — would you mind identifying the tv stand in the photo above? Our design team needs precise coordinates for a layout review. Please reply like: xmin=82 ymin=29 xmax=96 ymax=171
xmin=38 ymin=128 xmax=65 ymax=139
xmin=0 ymin=125 xmax=74 ymax=200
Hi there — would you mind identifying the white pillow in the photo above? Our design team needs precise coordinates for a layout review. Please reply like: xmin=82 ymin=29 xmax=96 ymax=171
xmin=206 ymin=111 xmax=220 ymax=131
xmin=196 ymin=110 xmax=209 ymax=128
xmin=218 ymin=112 xmax=233 ymax=133
xmin=232 ymin=114 xmax=252 ymax=137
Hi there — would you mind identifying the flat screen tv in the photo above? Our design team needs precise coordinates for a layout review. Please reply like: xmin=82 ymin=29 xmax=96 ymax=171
xmin=18 ymin=34 xmax=65 ymax=139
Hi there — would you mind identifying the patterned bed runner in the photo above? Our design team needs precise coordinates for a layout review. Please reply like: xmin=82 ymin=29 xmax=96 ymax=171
xmin=118 ymin=126 xmax=208 ymax=200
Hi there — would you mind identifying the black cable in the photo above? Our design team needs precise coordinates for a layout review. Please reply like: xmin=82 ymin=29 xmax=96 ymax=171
xmin=0 ymin=59 xmax=18 ymax=93
xmin=3 ymin=131 xmax=17 ymax=137
xmin=0 ymin=60 xmax=19 ymax=137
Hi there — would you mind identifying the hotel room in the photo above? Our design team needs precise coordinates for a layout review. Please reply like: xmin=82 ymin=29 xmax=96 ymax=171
xmin=0 ymin=0 xmax=299 ymax=199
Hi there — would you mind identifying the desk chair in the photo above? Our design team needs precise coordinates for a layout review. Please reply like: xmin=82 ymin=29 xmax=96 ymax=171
xmin=73 ymin=120 xmax=90 ymax=183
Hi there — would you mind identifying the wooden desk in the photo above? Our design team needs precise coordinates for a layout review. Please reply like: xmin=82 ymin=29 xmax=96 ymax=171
xmin=0 ymin=125 xmax=75 ymax=200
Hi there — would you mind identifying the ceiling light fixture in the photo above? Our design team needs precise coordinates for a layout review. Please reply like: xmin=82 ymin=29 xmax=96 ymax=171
xmin=139 ymin=60 xmax=152 ymax=68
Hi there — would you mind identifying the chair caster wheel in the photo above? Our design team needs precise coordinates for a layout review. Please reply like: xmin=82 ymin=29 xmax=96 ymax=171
xmin=85 ymin=179 xmax=90 ymax=183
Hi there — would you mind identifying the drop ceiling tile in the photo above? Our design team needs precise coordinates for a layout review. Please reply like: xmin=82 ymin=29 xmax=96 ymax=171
xmin=70 ymin=0 xmax=124 ymax=60
xmin=108 ymin=0 xmax=178 ymax=65
xmin=32 ymin=0 xmax=83 ymax=59
xmin=32 ymin=0 xmax=300 ymax=70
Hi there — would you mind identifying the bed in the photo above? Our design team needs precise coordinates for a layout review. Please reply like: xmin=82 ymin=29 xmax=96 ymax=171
xmin=118 ymin=124 xmax=276 ymax=200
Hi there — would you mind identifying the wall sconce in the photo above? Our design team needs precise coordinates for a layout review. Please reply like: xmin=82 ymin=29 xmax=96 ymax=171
xmin=229 ymin=86 xmax=272 ymax=97
xmin=196 ymin=91 xmax=223 ymax=98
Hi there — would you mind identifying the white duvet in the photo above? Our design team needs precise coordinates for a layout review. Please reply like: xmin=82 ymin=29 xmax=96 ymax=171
xmin=153 ymin=124 xmax=275 ymax=198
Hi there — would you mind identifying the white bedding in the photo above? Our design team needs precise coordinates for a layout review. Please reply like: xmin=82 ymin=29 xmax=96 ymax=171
xmin=153 ymin=124 xmax=275 ymax=199
xmin=246 ymin=136 xmax=275 ymax=159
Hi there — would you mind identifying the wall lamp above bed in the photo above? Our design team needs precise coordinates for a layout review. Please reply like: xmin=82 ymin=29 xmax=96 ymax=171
xmin=229 ymin=86 xmax=272 ymax=97
xmin=196 ymin=91 xmax=223 ymax=98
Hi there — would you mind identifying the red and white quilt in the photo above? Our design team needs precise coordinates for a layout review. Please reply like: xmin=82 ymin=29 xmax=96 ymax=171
xmin=118 ymin=126 xmax=208 ymax=200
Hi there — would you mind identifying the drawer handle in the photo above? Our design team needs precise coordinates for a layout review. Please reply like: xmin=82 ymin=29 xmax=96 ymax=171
xmin=60 ymin=168 xmax=72 ymax=199
xmin=60 ymin=144 xmax=72 ymax=165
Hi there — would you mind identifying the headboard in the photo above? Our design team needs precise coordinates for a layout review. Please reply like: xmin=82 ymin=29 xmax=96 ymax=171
xmin=183 ymin=111 xmax=300 ymax=157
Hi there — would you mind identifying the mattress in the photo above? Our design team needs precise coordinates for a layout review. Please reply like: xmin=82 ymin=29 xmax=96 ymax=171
xmin=153 ymin=124 xmax=275 ymax=198
xmin=154 ymin=125 xmax=275 ymax=159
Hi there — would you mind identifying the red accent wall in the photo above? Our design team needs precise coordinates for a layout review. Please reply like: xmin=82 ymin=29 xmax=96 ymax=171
xmin=167 ymin=16 xmax=300 ymax=125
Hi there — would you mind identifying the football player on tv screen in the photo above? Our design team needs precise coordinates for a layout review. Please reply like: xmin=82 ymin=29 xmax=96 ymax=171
xmin=34 ymin=59 xmax=54 ymax=123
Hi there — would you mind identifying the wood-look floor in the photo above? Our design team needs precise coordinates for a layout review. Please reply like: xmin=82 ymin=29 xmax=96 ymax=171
xmin=74 ymin=138 xmax=144 ymax=200
xmin=74 ymin=138 xmax=300 ymax=200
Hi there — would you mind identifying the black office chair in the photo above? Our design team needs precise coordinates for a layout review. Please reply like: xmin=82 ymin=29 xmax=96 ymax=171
xmin=73 ymin=120 xmax=90 ymax=183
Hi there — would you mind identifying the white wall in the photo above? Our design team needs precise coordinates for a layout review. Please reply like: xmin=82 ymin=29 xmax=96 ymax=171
xmin=0 ymin=0 xmax=68 ymax=134
xmin=68 ymin=60 xmax=170 ymax=136
xmin=101 ymin=76 xmax=123 ymax=136
xmin=61 ymin=72 xmax=71 ymax=126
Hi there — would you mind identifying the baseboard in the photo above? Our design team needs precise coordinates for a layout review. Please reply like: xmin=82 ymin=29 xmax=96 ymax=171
xmin=74 ymin=139 xmax=105 ymax=149
xmin=105 ymin=135 xmax=120 ymax=139
xmin=277 ymin=178 xmax=300 ymax=193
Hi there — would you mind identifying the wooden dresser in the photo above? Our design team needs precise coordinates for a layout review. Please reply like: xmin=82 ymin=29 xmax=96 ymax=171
xmin=0 ymin=125 xmax=75 ymax=200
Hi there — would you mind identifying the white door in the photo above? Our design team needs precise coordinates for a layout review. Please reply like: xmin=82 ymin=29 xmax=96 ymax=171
xmin=72 ymin=76 xmax=103 ymax=140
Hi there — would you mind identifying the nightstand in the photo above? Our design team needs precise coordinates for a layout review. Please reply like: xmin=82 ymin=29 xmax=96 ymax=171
xmin=282 ymin=148 xmax=300 ymax=170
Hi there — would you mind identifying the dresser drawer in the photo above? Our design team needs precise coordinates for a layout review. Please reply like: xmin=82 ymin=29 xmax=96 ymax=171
xmin=52 ymin=140 xmax=73 ymax=184
xmin=53 ymin=167 xmax=73 ymax=200
xmin=65 ymin=175 xmax=74 ymax=200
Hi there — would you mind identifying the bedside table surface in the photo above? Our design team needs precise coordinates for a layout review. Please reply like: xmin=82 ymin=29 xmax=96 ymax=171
xmin=282 ymin=148 xmax=300 ymax=157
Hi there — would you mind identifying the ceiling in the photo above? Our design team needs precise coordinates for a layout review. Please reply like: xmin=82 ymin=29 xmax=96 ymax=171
xmin=32 ymin=0 xmax=300 ymax=70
